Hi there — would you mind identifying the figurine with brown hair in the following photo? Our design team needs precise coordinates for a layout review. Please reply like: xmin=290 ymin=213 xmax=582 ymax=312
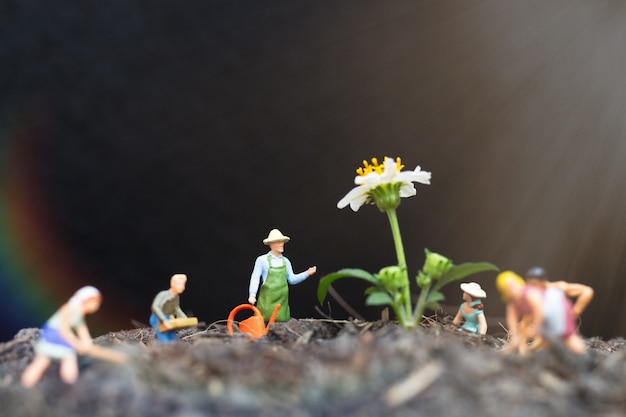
xmin=452 ymin=282 xmax=488 ymax=334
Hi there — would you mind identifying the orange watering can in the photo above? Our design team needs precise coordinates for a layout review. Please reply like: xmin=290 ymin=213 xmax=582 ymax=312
xmin=227 ymin=303 xmax=281 ymax=339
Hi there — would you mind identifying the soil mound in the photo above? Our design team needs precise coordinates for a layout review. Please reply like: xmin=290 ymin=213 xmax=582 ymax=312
xmin=1 ymin=318 xmax=625 ymax=417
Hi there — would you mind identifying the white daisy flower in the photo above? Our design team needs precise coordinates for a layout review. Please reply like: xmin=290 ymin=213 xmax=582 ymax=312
xmin=337 ymin=157 xmax=431 ymax=212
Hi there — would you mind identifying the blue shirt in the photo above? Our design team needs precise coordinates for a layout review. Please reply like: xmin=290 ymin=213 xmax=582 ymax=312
xmin=249 ymin=251 xmax=309 ymax=296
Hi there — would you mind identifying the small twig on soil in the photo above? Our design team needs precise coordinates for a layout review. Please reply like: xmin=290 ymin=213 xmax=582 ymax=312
xmin=283 ymin=324 xmax=304 ymax=337
xmin=300 ymin=318 xmax=353 ymax=324
xmin=419 ymin=314 xmax=439 ymax=328
xmin=182 ymin=320 xmax=231 ymax=339
xmin=130 ymin=319 xmax=148 ymax=328
xmin=497 ymin=322 xmax=511 ymax=341
xmin=327 ymin=284 xmax=367 ymax=321
xmin=300 ymin=317 xmax=352 ymax=330
xmin=358 ymin=322 xmax=374 ymax=334
xmin=383 ymin=361 xmax=444 ymax=407
xmin=381 ymin=307 xmax=389 ymax=321
xmin=294 ymin=330 xmax=313 ymax=346
xmin=494 ymin=321 xmax=513 ymax=350
xmin=314 ymin=305 xmax=334 ymax=320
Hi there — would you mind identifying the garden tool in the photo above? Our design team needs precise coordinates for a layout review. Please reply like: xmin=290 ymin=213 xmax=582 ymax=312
xmin=227 ymin=303 xmax=281 ymax=339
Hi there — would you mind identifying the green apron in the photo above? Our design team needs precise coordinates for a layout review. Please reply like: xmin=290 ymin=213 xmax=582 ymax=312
xmin=257 ymin=255 xmax=290 ymax=322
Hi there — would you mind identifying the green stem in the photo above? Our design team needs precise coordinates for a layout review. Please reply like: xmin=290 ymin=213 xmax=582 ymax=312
xmin=386 ymin=208 xmax=406 ymax=266
xmin=386 ymin=208 xmax=414 ymax=327
xmin=390 ymin=302 xmax=408 ymax=328
xmin=413 ymin=287 xmax=429 ymax=323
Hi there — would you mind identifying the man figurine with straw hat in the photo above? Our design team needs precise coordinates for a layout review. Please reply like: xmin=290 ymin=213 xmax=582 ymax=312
xmin=452 ymin=282 xmax=488 ymax=334
xmin=248 ymin=229 xmax=317 ymax=322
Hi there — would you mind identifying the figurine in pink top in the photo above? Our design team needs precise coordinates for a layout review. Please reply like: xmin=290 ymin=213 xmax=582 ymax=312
xmin=525 ymin=266 xmax=594 ymax=318
xmin=496 ymin=271 xmax=586 ymax=354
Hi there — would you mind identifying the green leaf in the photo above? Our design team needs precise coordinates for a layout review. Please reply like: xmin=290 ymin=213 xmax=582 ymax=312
xmin=424 ymin=301 xmax=442 ymax=311
xmin=426 ymin=291 xmax=445 ymax=304
xmin=421 ymin=290 xmax=445 ymax=311
xmin=365 ymin=291 xmax=393 ymax=306
xmin=317 ymin=268 xmax=379 ymax=305
xmin=435 ymin=262 xmax=499 ymax=289
xmin=364 ymin=285 xmax=388 ymax=295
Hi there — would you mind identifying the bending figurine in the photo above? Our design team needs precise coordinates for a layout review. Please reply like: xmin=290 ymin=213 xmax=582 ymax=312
xmin=248 ymin=229 xmax=317 ymax=322
xmin=496 ymin=271 xmax=586 ymax=354
xmin=452 ymin=282 xmax=488 ymax=334
xmin=21 ymin=286 xmax=103 ymax=387
xmin=525 ymin=266 xmax=594 ymax=318
xmin=150 ymin=274 xmax=188 ymax=342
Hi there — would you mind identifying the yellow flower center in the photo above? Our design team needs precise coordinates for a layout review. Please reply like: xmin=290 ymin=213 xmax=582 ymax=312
xmin=356 ymin=157 xmax=404 ymax=176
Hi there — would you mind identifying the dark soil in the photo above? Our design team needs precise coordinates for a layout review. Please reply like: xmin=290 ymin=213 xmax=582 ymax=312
xmin=1 ymin=317 xmax=625 ymax=417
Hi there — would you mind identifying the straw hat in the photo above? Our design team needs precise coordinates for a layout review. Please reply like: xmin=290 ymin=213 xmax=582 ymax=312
xmin=460 ymin=282 xmax=486 ymax=299
xmin=263 ymin=229 xmax=290 ymax=245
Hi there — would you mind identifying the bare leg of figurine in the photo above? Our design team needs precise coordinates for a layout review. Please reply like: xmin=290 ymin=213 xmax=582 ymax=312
xmin=517 ymin=317 xmax=532 ymax=354
xmin=21 ymin=356 xmax=51 ymax=388
xmin=564 ymin=333 xmax=586 ymax=354
xmin=59 ymin=356 xmax=79 ymax=384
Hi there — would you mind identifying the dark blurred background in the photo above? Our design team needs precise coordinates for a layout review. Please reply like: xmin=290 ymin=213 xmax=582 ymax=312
xmin=1 ymin=0 xmax=625 ymax=341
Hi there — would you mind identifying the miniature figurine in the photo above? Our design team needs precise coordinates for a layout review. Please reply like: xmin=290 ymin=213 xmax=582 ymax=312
xmin=496 ymin=271 xmax=586 ymax=354
xmin=150 ymin=274 xmax=191 ymax=343
xmin=523 ymin=266 xmax=594 ymax=350
xmin=452 ymin=282 xmax=487 ymax=334
xmin=525 ymin=266 xmax=594 ymax=318
xmin=248 ymin=229 xmax=317 ymax=322
xmin=21 ymin=286 xmax=103 ymax=387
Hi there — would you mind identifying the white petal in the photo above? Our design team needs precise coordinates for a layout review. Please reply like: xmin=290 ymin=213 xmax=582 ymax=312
xmin=412 ymin=166 xmax=432 ymax=184
xmin=355 ymin=172 xmax=383 ymax=188
xmin=380 ymin=157 xmax=398 ymax=183
xmin=399 ymin=183 xmax=417 ymax=198
xmin=337 ymin=186 xmax=370 ymax=211
xmin=396 ymin=166 xmax=431 ymax=185
xmin=349 ymin=193 xmax=370 ymax=212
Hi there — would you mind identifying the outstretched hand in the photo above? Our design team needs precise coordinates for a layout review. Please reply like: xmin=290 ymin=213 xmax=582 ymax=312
xmin=75 ymin=339 xmax=94 ymax=355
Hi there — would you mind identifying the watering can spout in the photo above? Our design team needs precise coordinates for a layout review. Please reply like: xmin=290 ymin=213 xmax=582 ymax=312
xmin=266 ymin=303 xmax=282 ymax=332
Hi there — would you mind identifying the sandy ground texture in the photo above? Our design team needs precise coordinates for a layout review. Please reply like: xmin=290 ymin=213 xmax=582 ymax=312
xmin=1 ymin=318 xmax=625 ymax=417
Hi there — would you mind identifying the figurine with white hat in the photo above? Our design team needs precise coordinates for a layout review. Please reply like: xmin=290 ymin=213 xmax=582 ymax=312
xmin=21 ymin=286 xmax=104 ymax=387
xmin=248 ymin=229 xmax=317 ymax=322
xmin=452 ymin=282 xmax=488 ymax=334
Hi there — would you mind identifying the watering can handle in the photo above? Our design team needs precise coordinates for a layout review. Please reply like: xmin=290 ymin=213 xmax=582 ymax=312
xmin=227 ymin=304 xmax=263 ymax=335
